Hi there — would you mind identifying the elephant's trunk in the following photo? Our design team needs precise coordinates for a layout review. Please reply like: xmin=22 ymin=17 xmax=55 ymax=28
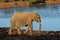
xmin=38 ymin=15 xmax=41 ymax=31
xmin=38 ymin=22 xmax=41 ymax=31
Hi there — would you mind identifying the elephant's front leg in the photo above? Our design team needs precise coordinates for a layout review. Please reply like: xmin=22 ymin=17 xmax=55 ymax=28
xmin=24 ymin=25 xmax=29 ymax=34
xmin=29 ymin=22 xmax=33 ymax=35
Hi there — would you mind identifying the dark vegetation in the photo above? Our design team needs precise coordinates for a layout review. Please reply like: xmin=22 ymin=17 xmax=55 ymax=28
xmin=5 ymin=0 xmax=9 ymax=2
xmin=36 ymin=0 xmax=45 ymax=3
xmin=32 ymin=0 xmax=45 ymax=5
xmin=14 ymin=0 xmax=20 ymax=1
xmin=4 ymin=0 xmax=46 ymax=3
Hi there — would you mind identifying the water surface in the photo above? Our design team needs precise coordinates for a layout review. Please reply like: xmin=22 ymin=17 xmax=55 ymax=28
xmin=0 ymin=4 xmax=60 ymax=31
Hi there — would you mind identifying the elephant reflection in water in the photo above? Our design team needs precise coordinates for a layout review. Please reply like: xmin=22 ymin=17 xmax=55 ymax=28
xmin=9 ymin=12 xmax=41 ymax=35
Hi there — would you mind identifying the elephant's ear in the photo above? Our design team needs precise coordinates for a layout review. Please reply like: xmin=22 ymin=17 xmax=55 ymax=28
xmin=36 ymin=13 xmax=41 ymax=22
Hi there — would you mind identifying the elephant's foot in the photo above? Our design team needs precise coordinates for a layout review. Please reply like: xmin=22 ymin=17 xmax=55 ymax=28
xmin=30 ymin=33 xmax=32 ymax=35
xmin=24 ymin=30 xmax=28 ymax=34
xmin=24 ymin=31 xmax=26 ymax=34
xmin=8 ymin=32 xmax=12 ymax=35
xmin=24 ymin=31 xmax=28 ymax=34
xmin=30 ymin=32 xmax=32 ymax=35
xmin=18 ymin=32 xmax=22 ymax=35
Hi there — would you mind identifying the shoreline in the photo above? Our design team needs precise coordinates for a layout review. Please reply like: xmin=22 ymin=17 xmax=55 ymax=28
xmin=0 ymin=1 xmax=60 ymax=9
xmin=0 ymin=27 xmax=60 ymax=40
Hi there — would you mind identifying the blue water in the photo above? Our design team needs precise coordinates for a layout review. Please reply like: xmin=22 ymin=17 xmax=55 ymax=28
xmin=0 ymin=4 xmax=60 ymax=31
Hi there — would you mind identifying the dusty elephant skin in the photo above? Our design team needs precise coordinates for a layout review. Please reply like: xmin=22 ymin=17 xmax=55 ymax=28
xmin=9 ymin=12 xmax=41 ymax=35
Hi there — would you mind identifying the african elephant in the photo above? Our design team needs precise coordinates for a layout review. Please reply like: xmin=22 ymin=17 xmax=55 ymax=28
xmin=9 ymin=12 xmax=41 ymax=35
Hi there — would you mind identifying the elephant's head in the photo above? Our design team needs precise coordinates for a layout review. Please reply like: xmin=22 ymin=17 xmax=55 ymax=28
xmin=30 ymin=12 xmax=41 ymax=23
xmin=30 ymin=12 xmax=41 ymax=31
xmin=35 ymin=13 xmax=41 ymax=22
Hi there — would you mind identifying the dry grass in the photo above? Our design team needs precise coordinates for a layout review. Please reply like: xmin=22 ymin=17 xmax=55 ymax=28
xmin=0 ymin=1 xmax=29 ymax=9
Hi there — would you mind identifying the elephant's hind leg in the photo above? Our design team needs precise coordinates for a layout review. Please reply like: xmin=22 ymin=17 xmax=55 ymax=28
xmin=9 ymin=24 xmax=14 ymax=35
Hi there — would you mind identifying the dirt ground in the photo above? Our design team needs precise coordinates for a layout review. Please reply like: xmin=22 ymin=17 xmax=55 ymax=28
xmin=0 ymin=28 xmax=60 ymax=40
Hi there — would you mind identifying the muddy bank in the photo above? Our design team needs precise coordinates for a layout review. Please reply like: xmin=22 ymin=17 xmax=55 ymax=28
xmin=1 ymin=35 xmax=60 ymax=40
xmin=0 ymin=27 xmax=60 ymax=40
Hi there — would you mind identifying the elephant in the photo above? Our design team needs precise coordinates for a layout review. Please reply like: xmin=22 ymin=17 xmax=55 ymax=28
xmin=9 ymin=12 xmax=41 ymax=35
